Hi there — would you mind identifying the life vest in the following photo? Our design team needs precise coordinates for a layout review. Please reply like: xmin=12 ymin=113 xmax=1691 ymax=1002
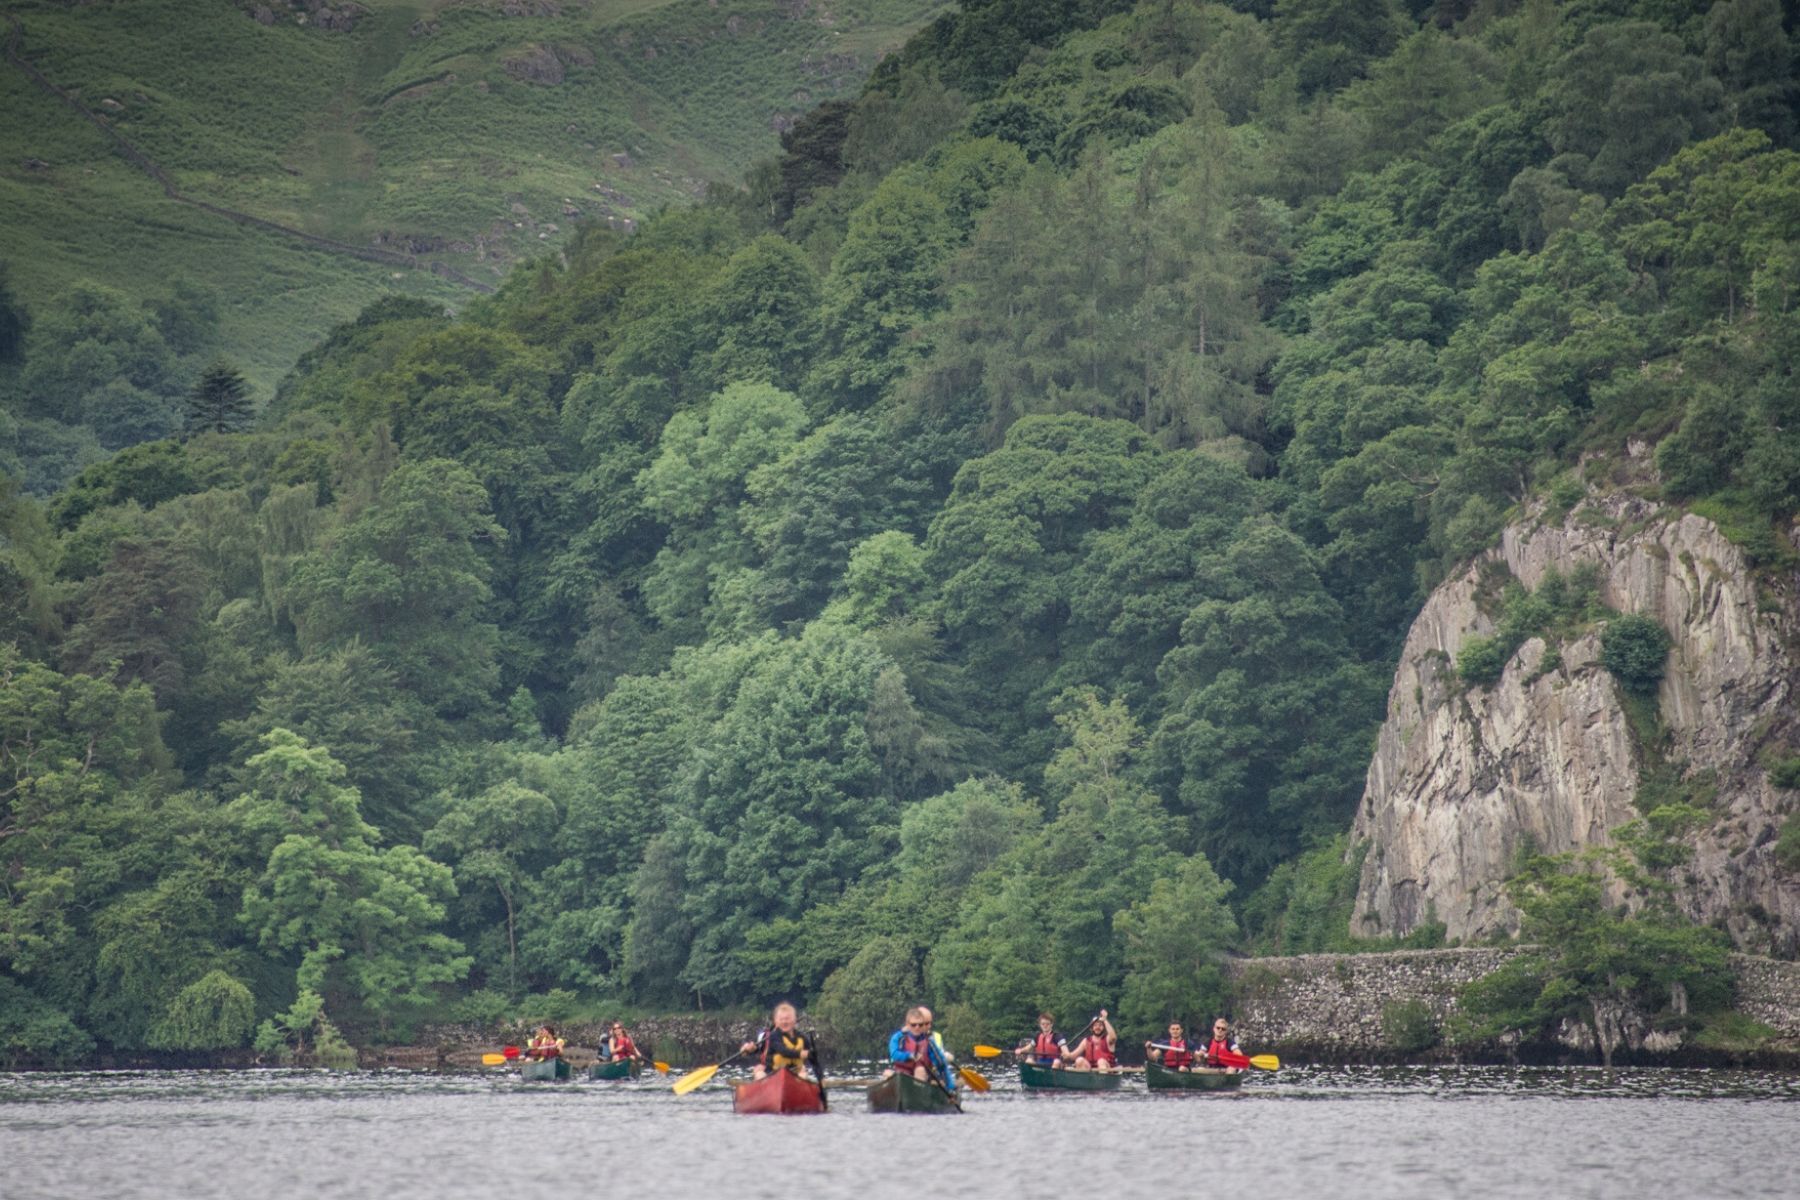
xmin=1161 ymin=1038 xmax=1193 ymax=1070
xmin=527 ymin=1036 xmax=561 ymax=1059
xmin=610 ymin=1034 xmax=638 ymax=1061
xmin=892 ymin=1031 xmax=933 ymax=1070
xmin=1031 ymin=1030 xmax=1063 ymax=1064
xmin=1078 ymin=1032 xmax=1115 ymax=1066
xmin=766 ymin=1030 xmax=809 ymax=1072
xmin=1205 ymin=1037 xmax=1237 ymax=1066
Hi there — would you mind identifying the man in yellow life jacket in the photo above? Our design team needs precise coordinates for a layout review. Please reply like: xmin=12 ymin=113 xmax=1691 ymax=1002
xmin=740 ymin=1002 xmax=825 ymax=1086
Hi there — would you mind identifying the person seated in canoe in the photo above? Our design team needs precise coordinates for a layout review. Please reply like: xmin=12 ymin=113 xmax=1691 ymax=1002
xmin=1014 ymin=1012 xmax=1068 ymax=1067
xmin=919 ymin=1005 xmax=955 ymax=1065
xmin=1145 ymin=1020 xmax=1195 ymax=1071
xmin=599 ymin=1020 xmax=642 ymax=1066
xmin=740 ymin=1002 xmax=825 ymax=1085
xmin=1065 ymin=1011 xmax=1118 ymax=1071
xmin=523 ymin=1024 xmax=564 ymax=1061
xmin=1204 ymin=1017 xmax=1242 ymax=1072
xmin=884 ymin=1006 xmax=955 ymax=1091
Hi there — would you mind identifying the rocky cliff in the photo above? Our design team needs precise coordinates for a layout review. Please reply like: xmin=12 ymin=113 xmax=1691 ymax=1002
xmin=1350 ymin=483 xmax=1800 ymax=953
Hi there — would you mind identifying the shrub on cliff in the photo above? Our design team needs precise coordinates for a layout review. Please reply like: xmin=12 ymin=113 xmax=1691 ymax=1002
xmin=1456 ymin=636 xmax=1508 ymax=686
xmin=1601 ymin=613 xmax=1673 ymax=693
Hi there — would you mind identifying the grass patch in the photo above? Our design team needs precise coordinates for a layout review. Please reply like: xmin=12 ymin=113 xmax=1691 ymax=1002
xmin=1693 ymin=1011 xmax=1781 ymax=1054
xmin=3 ymin=0 xmax=945 ymax=390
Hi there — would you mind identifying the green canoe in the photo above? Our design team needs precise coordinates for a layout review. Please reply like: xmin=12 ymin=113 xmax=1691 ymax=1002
xmin=1144 ymin=1063 xmax=1243 ymax=1091
xmin=867 ymin=1073 xmax=961 ymax=1114
xmin=588 ymin=1058 xmax=642 ymax=1081
xmin=520 ymin=1057 xmax=572 ymax=1082
xmin=1019 ymin=1060 xmax=1125 ymax=1091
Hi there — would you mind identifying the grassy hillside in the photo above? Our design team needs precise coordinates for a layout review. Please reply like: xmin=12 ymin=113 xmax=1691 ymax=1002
xmin=0 ymin=0 xmax=948 ymax=390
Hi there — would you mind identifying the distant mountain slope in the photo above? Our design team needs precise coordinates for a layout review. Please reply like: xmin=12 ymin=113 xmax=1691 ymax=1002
xmin=0 ymin=0 xmax=948 ymax=389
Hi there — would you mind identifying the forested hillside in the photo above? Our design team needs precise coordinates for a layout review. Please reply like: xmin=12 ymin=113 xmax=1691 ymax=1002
xmin=3 ymin=0 xmax=1798 ymax=1064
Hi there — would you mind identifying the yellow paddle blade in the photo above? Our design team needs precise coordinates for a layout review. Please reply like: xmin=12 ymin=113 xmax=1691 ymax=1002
xmin=672 ymin=1064 xmax=721 ymax=1096
xmin=957 ymin=1066 xmax=991 ymax=1093
xmin=972 ymin=1044 xmax=1005 ymax=1059
xmin=650 ymin=1061 xmax=671 ymax=1073
xmin=1249 ymin=1054 xmax=1280 ymax=1071
xmin=481 ymin=1054 xmax=508 ymax=1066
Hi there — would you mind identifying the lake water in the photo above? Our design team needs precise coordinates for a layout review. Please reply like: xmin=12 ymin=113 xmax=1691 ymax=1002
xmin=3 ymin=1064 xmax=1797 ymax=1199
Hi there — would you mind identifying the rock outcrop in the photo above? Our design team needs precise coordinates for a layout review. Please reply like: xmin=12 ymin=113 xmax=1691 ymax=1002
xmin=1350 ymin=489 xmax=1800 ymax=953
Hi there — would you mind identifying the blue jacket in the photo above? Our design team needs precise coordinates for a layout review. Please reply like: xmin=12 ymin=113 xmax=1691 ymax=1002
xmin=886 ymin=1029 xmax=955 ymax=1091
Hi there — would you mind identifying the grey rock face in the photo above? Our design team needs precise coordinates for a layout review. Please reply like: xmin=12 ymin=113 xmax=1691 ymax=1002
xmin=1350 ymin=494 xmax=1800 ymax=953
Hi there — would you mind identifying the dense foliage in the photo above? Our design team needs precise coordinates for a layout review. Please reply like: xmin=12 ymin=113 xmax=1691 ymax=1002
xmin=4 ymin=0 xmax=1797 ymax=1062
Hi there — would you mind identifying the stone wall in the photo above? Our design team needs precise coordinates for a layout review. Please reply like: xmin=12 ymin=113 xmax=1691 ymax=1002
xmin=1226 ymin=949 xmax=1800 ymax=1061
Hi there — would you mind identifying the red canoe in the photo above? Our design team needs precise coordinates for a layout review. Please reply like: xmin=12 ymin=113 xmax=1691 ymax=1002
xmin=733 ymin=1069 xmax=827 ymax=1115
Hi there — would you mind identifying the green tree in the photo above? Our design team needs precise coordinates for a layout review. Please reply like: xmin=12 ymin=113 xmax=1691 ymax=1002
xmin=235 ymin=731 xmax=471 ymax=1031
xmin=289 ymin=459 xmax=504 ymax=725
xmin=1456 ymin=853 xmax=1731 ymax=1067
xmin=810 ymin=173 xmax=957 ymax=410
xmin=185 ymin=359 xmax=252 ymax=436
xmin=425 ymin=781 xmax=557 ymax=995
xmin=675 ymin=623 xmax=918 ymax=1002
xmin=1600 ymin=613 xmax=1672 ymax=694
xmin=1117 ymin=853 xmax=1238 ymax=1034
xmin=147 ymin=970 xmax=257 ymax=1052
xmin=1542 ymin=21 xmax=1721 ymax=197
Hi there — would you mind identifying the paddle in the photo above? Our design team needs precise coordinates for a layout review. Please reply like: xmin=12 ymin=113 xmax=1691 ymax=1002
xmin=480 ymin=1046 xmax=522 ymax=1066
xmin=972 ymin=1044 xmax=1005 ymax=1059
xmin=1214 ymin=1049 xmax=1280 ymax=1071
xmin=672 ymin=1048 xmax=748 ymax=1095
xmin=922 ymin=1055 xmax=961 ymax=1107
xmin=956 ymin=1064 xmax=991 ymax=1093
xmin=1153 ymin=1044 xmax=1278 ymax=1071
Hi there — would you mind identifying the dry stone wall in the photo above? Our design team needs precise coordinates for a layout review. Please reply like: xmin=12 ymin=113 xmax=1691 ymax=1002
xmin=1225 ymin=949 xmax=1800 ymax=1061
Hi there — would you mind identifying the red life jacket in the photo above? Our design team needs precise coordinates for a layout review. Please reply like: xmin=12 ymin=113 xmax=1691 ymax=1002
xmin=1205 ymin=1037 xmax=1237 ymax=1066
xmin=1078 ymin=1032 xmax=1115 ymax=1066
xmin=610 ymin=1034 xmax=638 ymax=1060
xmin=893 ymin=1031 xmax=932 ymax=1070
xmin=1161 ymin=1038 xmax=1193 ymax=1070
xmin=1032 ymin=1031 xmax=1063 ymax=1062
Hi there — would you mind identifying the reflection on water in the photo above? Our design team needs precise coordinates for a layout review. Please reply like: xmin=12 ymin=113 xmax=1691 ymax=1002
xmin=2 ymin=1065 xmax=1796 ymax=1200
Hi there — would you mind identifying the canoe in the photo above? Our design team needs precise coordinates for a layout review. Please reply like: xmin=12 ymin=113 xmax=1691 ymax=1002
xmin=588 ymin=1058 xmax=642 ymax=1081
xmin=734 ymin=1069 xmax=826 ymax=1115
xmin=1144 ymin=1062 xmax=1244 ymax=1091
xmin=519 ymin=1057 xmax=572 ymax=1082
xmin=867 ymin=1073 xmax=961 ymax=1114
xmin=1019 ymin=1060 xmax=1124 ymax=1091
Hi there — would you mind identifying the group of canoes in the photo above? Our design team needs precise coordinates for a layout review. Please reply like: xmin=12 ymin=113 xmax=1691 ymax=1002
xmin=512 ymin=1019 xmax=652 ymax=1081
xmin=505 ymin=1005 xmax=1264 ymax=1109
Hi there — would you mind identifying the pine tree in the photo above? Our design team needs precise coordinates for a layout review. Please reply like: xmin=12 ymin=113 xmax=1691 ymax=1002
xmin=185 ymin=359 xmax=252 ymax=435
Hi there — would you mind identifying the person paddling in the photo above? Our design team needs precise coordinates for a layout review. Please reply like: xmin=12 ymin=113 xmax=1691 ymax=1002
xmin=1015 ymin=1012 xmax=1068 ymax=1067
xmin=741 ymin=1002 xmax=825 ymax=1086
xmin=1145 ymin=1021 xmax=1195 ymax=1071
xmin=1065 ymin=1010 xmax=1118 ymax=1071
xmin=523 ymin=1024 xmax=564 ymax=1061
xmin=1204 ymin=1017 xmax=1242 ymax=1072
xmin=600 ymin=1020 xmax=643 ymax=1066
xmin=885 ymin=1006 xmax=955 ymax=1092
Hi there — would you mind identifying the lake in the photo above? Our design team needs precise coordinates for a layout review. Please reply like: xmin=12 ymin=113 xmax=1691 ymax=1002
xmin=3 ymin=1065 xmax=1797 ymax=1199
